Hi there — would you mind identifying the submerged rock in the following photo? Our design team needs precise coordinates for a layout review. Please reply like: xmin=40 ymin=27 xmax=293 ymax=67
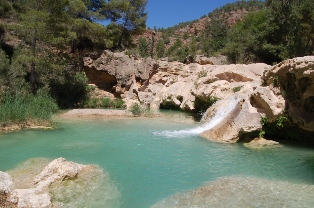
xmin=2 ymin=158 xmax=119 ymax=208
xmin=244 ymin=137 xmax=281 ymax=149
xmin=152 ymin=177 xmax=314 ymax=208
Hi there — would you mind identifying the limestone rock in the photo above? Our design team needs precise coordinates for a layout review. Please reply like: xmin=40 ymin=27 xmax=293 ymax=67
xmin=263 ymin=56 xmax=314 ymax=131
xmin=201 ymin=96 xmax=262 ymax=143
xmin=33 ymin=158 xmax=86 ymax=190
xmin=84 ymin=50 xmax=158 ymax=95
xmin=0 ymin=171 xmax=14 ymax=207
xmin=9 ymin=189 xmax=51 ymax=208
xmin=0 ymin=171 xmax=13 ymax=194
xmin=244 ymin=137 xmax=280 ymax=149
xmin=250 ymin=87 xmax=285 ymax=121
xmin=208 ymin=55 xmax=227 ymax=65
xmin=194 ymin=55 xmax=213 ymax=65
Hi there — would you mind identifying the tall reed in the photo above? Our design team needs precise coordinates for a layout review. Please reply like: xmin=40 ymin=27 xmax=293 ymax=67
xmin=0 ymin=92 xmax=58 ymax=126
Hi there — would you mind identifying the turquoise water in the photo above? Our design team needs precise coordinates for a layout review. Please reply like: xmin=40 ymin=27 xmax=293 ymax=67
xmin=0 ymin=115 xmax=314 ymax=207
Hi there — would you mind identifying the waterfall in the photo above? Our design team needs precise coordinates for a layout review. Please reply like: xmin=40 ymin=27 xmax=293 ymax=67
xmin=155 ymin=96 xmax=241 ymax=138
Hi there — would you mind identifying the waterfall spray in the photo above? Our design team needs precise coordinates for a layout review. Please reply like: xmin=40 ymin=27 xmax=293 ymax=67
xmin=155 ymin=96 xmax=241 ymax=138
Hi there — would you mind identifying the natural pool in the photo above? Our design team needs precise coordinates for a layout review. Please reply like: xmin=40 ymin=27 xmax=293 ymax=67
xmin=0 ymin=113 xmax=314 ymax=207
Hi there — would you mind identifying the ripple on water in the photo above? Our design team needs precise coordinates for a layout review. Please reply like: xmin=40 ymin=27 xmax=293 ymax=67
xmin=152 ymin=176 xmax=314 ymax=208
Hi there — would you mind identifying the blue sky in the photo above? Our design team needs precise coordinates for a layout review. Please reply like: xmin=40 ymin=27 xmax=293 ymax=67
xmin=146 ymin=0 xmax=240 ymax=29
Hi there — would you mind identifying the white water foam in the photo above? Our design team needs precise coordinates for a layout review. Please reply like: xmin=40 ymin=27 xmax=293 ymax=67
xmin=155 ymin=96 xmax=241 ymax=138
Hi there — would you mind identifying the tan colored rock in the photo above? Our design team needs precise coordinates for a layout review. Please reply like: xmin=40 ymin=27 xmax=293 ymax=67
xmin=33 ymin=158 xmax=86 ymax=190
xmin=263 ymin=56 xmax=314 ymax=131
xmin=208 ymin=55 xmax=227 ymax=65
xmin=9 ymin=189 xmax=51 ymax=208
xmin=84 ymin=50 xmax=158 ymax=95
xmin=244 ymin=137 xmax=280 ymax=149
xmin=194 ymin=55 xmax=213 ymax=65
xmin=0 ymin=171 xmax=13 ymax=194
xmin=0 ymin=171 xmax=14 ymax=207
xmin=201 ymin=96 xmax=262 ymax=143
xmin=250 ymin=87 xmax=285 ymax=121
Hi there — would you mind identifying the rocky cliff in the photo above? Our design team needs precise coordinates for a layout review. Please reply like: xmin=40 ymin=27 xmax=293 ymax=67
xmin=84 ymin=51 xmax=314 ymax=143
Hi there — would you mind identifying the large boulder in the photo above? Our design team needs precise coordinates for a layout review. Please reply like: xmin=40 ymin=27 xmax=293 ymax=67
xmin=201 ymin=95 xmax=262 ymax=143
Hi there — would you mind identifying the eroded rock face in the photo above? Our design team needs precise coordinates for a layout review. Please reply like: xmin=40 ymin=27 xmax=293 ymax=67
xmin=263 ymin=56 xmax=314 ymax=131
xmin=84 ymin=50 xmax=158 ymax=96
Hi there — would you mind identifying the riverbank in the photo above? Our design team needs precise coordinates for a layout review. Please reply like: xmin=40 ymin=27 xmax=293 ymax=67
xmin=0 ymin=121 xmax=53 ymax=133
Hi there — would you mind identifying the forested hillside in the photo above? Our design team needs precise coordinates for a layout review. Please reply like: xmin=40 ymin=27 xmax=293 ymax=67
xmin=135 ymin=0 xmax=265 ymax=62
xmin=135 ymin=0 xmax=314 ymax=65
xmin=0 ymin=0 xmax=147 ymax=128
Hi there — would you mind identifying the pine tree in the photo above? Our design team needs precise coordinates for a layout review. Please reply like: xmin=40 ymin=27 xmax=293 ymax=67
xmin=156 ymin=39 xmax=165 ymax=58
xmin=106 ymin=0 xmax=148 ymax=49
xmin=138 ymin=37 xmax=149 ymax=58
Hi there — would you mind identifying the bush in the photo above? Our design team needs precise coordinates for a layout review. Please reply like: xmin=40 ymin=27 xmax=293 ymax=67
xmin=233 ymin=86 xmax=242 ymax=93
xmin=129 ymin=103 xmax=151 ymax=116
xmin=129 ymin=103 xmax=142 ymax=116
xmin=0 ymin=0 xmax=12 ymax=17
xmin=197 ymin=70 xmax=207 ymax=78
xmin=194 ymin=96 xmax=218 ymax=115
xmin=50 ymin=72 xmax=89 ymax=108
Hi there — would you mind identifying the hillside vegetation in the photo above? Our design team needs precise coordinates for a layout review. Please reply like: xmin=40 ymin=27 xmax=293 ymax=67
xmin=0 ymin=0 xmax=147 ymax=127
xmin=135 ymin=0 xmax=314 ymax=65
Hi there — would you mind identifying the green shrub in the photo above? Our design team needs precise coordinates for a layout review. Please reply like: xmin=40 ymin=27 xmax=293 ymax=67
xmin=273 ymin=76 xmax=279 ymax=87
xmin=194 ymin=96 xmax=218 ymax=114
xmin=129 ymin=103 xmax=142 ymax=116
xmin=129 ymin=103 xmax=152 ymax=116
xmin=260 ymin=116 xmax=268 ymax=126
xmin=197 ymin=70 xmax=207 ymax=78
xmin=0 ymin=0 xmax=12 ymax=17
xmin=276 ymin=115 xmax=287 ymax=128
xmin=233 ymin=86 xmax=242 ymax=93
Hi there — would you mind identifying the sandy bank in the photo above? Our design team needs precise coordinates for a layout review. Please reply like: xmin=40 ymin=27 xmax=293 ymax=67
xmin=58 ymin=109 xmax=132 ymax=118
